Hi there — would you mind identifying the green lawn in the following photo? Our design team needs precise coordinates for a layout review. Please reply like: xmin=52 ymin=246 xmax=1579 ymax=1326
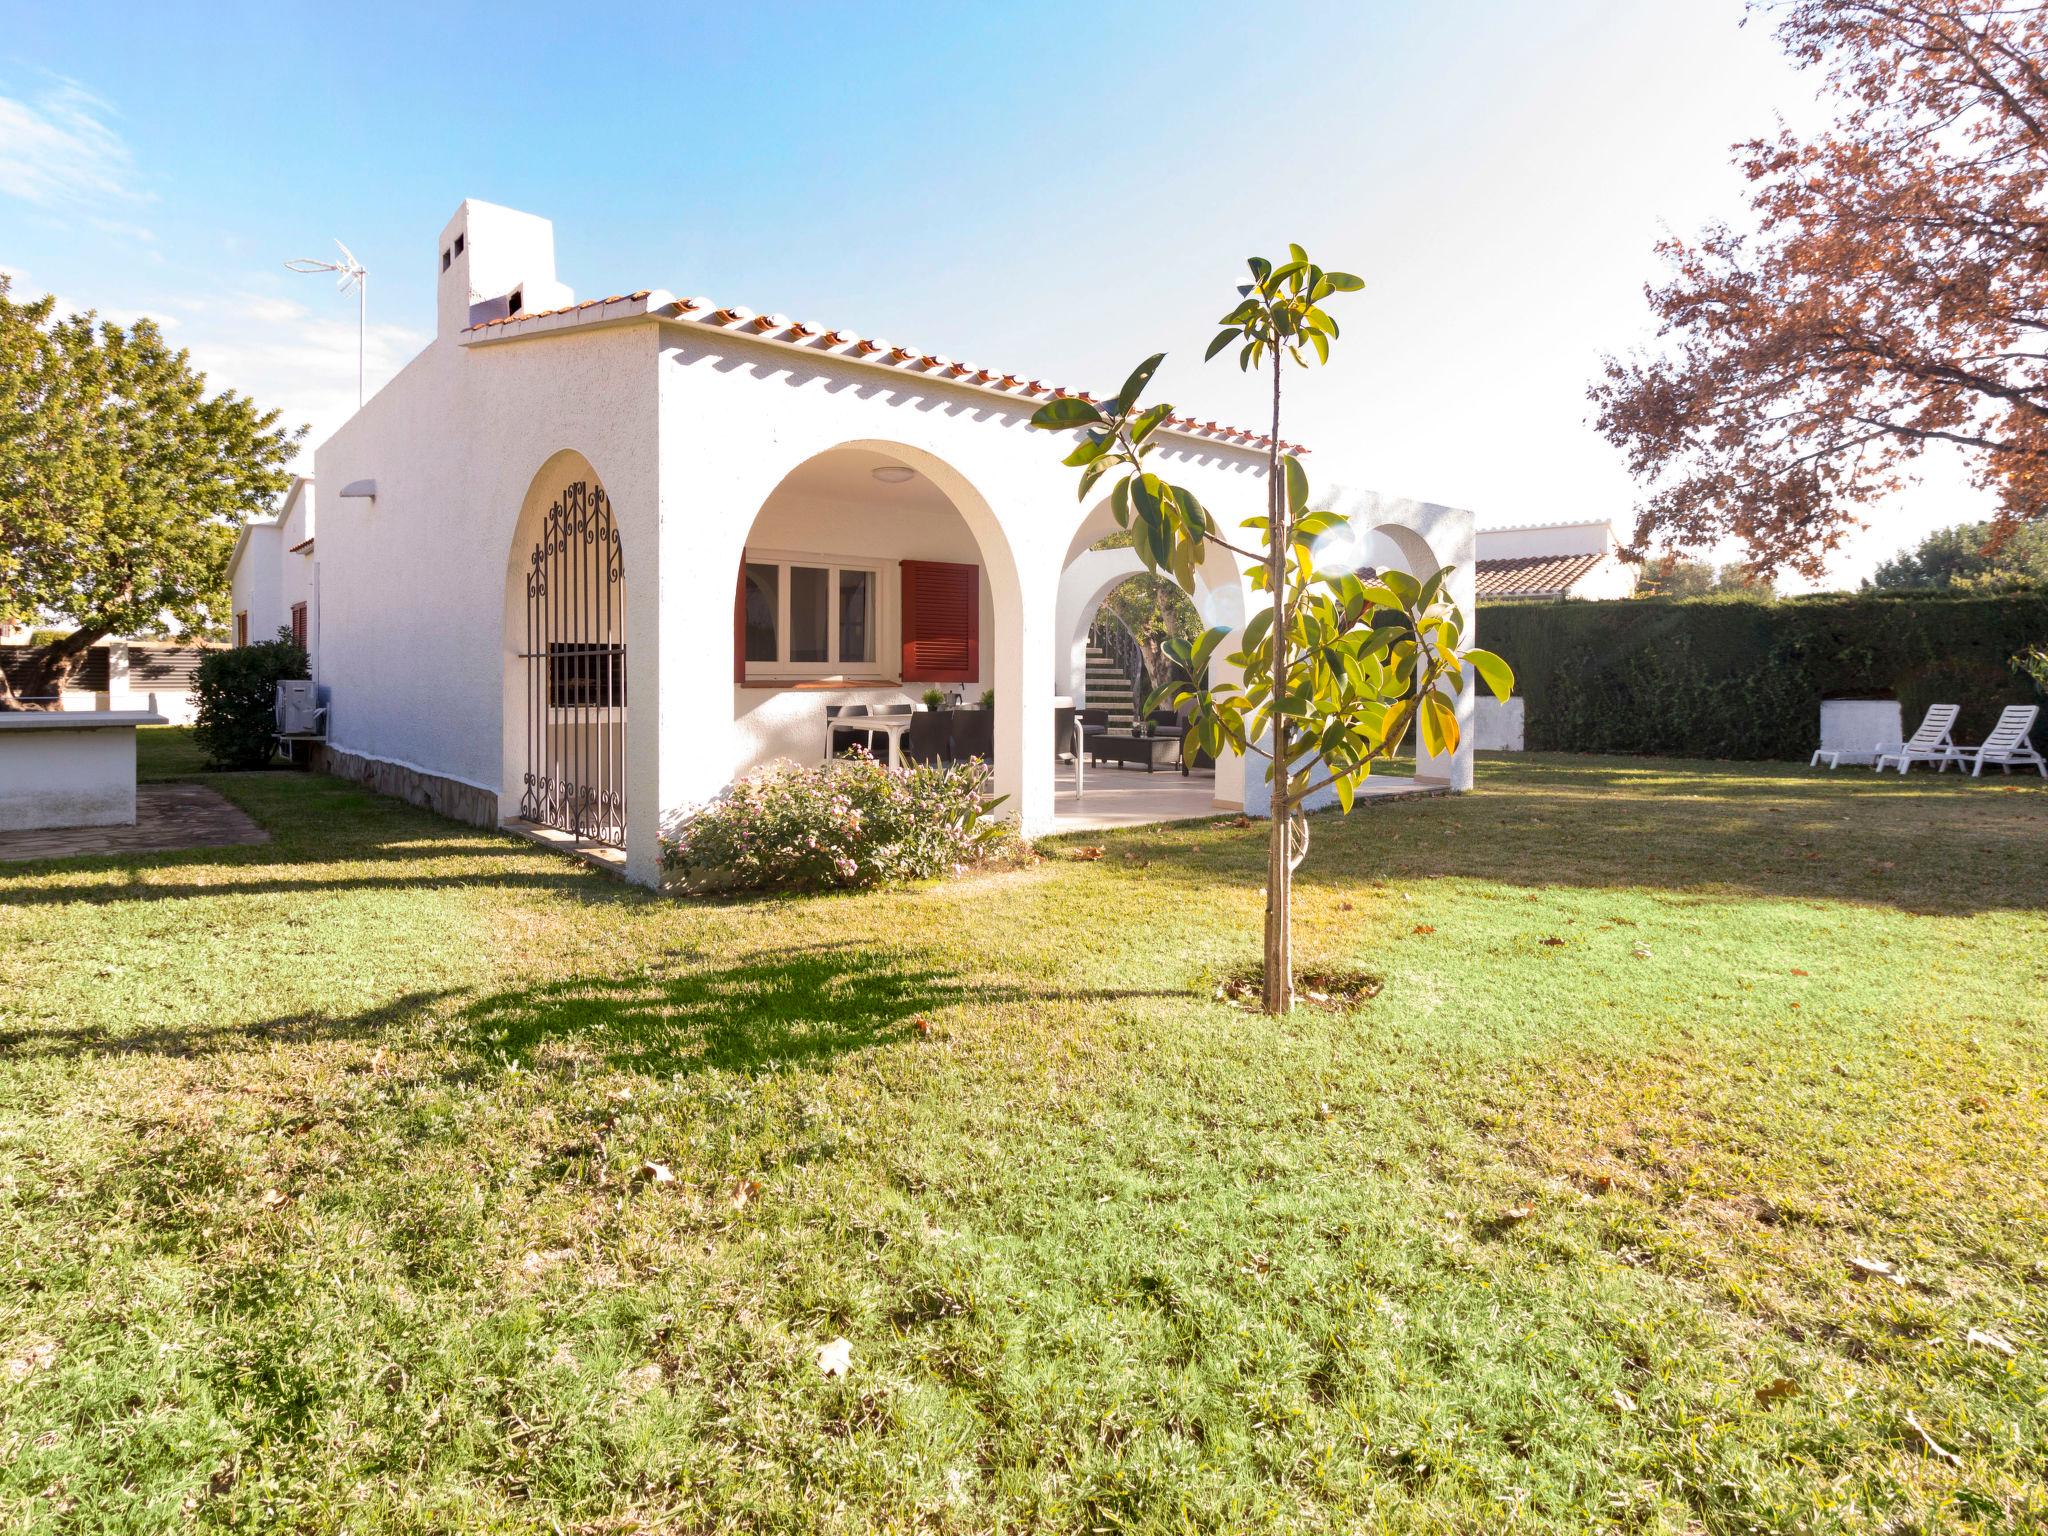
xmin=2 ymin=733 xmax=2044 ymax=1533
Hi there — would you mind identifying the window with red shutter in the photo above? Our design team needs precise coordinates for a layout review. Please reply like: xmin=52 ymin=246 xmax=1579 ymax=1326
xmin=900 ymin=559 xmax=979 ymax=682
xmin=290 ymin=602 xmax=308 ymax=650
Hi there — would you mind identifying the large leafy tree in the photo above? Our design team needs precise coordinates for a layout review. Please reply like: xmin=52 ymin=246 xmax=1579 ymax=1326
xmin=1032 ymin=250 xmax=1511 ymax=1014
xmin=1593 ymin=1 xmax=2048 ymax=577
xmin=1867 ymin=518 xmax=2048 ymax=588
xmin=0 ymin=276 xmax=296 ymax=704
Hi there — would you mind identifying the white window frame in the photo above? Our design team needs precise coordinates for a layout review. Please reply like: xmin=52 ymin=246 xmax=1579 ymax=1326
xmin=741 ymin=548 xmax=894 ymax=682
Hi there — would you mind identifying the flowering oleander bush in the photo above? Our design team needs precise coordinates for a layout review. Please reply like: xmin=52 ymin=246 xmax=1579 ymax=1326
xmin=659 ymin=751 xmax=1015 ymax=895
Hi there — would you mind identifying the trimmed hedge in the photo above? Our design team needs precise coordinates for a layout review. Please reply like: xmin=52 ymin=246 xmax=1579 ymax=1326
xmin=1480 ymin=591 xmax=2048 ymax=761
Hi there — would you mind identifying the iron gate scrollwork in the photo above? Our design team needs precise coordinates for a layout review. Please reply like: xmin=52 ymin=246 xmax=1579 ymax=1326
xmin=521 ymin=480 xmax=627 ymax=846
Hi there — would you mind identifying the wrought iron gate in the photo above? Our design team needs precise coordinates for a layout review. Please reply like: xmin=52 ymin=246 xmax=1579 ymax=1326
xmin=520 ymin=481 xmax=626 ymax=846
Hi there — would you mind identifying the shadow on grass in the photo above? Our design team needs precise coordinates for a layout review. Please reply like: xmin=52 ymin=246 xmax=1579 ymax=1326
xmin=0 ymin=944 xmax=1181 ymax=1077
xmin=460 ymin=941 xmax=1180 ymax=1078
xmin=0 ymin=989 xmax=462 ymax=1061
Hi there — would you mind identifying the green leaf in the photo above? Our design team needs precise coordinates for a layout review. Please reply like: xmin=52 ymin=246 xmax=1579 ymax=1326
xmin=1110 ymin=476 xmax=1131 ymax=529
xmin=1307 ymin=329 xmax=1329 ymax=365
xmin=1061 ymin=432 xmax=1110 ymax=468
xmin=1463 ymin=646 xmax=1516 ymax=702
xmin=1029 ymin=397 xmax=1104 ymax=431
xmin=1282 ymin=455 xmax=1310 ymax=518
xmin=1247 ymin=256 xmax=1272 ymax=286
xmin=1204 ymin=328 xmax=1239 ymax=362
xmin=1130 ymin=402 xmax=1173 ymax=446
xmin=1112 ymin=353 xmax=1164 ymax=414
xmin=1075 ymin=455 xmax=1115 ymax=504
xmin=1288 ymin=243 xmax=1308 ymax=264
xmin=1378 ymin=568 xmax=1423 ymax=607
xmin=1240 ymin=604 xmax=1274 ymax=658
xmin=1325 ymin=272 xmax=1365 ymax=291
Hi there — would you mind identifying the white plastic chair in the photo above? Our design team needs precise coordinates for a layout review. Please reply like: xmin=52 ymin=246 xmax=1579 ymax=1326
xmin=1871 ymin=703 xmax=1961 ymax=774
xmin=1960 ymin=704 xmax=2045 ymax=778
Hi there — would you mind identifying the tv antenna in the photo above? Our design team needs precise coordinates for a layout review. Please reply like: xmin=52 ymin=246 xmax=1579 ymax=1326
xmin=285 ymin=239 xmax=368 ymax=407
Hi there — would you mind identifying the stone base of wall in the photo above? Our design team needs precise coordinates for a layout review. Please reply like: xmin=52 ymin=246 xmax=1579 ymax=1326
xmin=309 ymin=744 xmax=500 ymax=829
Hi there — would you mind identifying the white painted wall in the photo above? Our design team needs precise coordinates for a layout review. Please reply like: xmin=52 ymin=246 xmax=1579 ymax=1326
xmin=1473 ymin=696 xmax=1525 ymax=751
xmin=0 ymin=714 xmax=155 ymax=830
xmin=1820 ymin=699 xmax=1903 ymax=765
xmin=228 ymin=521 xmax=284 ymax=643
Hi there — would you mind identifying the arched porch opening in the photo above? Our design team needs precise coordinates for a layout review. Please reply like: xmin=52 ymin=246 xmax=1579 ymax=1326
xmin=498 ymin=450 xmax=628 ymax=850
xmin=724 ymin=441 xmax=1038 ymax=817
xmin=1051 ymin=493 xmax=1253 ymax=821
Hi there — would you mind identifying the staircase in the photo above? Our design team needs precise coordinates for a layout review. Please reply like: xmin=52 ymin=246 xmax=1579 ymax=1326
xmin=1084 ymin=640 xmax=1137 ymax=731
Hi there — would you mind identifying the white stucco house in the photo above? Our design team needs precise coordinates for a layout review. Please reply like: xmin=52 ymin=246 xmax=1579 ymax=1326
xmin=1475 ymin=519 xmax=1638 ymax=602
xmin=227 ymin=476 xmax=318 ymax=654
xmin=231 ymin=200 xmax=1478 ymax=886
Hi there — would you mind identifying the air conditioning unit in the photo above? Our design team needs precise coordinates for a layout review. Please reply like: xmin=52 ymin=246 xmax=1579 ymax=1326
xmin=275 ymin=679 xmax=326 ymax=737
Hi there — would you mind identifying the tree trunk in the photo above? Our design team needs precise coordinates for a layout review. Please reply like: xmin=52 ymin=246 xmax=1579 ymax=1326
xmin=1262 ymin=345 xmax=1293 ymax=1016
xmin=4 ymin=627 xmax=110 ymax=706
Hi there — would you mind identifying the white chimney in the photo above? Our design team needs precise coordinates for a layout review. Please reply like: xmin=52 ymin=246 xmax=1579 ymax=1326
xmin=435 ymin=200 xmax=576 ymax=338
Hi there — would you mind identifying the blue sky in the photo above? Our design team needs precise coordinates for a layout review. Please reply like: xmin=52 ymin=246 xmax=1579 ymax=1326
xmin=0 ymin=0 xmax=1981 ymax=586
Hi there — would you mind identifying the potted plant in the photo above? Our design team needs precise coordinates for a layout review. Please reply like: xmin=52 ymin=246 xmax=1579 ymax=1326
xmin=921 ymin=686 xmax=946 ymax=710
xmin=978 ymin=688 xmax=995 ymax=711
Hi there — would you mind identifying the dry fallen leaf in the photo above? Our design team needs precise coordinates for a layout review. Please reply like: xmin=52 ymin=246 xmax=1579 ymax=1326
xmin=257 ymin=1188 xmax=290 ymax=1211
xmin=1314 ymin=1102 xmax=1336 ymax=1122
xmin=1754 ymin=1377 xmax=1799 ymax=1404
xmin=1966 ymin=1328 xmax=2016 ymax=1358
xmin=634 ymin=1162 xmax=676 ymax=1186
xmin=6 ymin=1338 xmax=57 ymax=1382
xmin=1848 ymin=1254 xmax=1896 ymax=1280
xmin=728 ymin=1177 xmax=760 ymax=1212
xmin=367 ymin=1045 xmax=390 ymax=1075
xmin=1630 ymin=942 xmax=1654 ymax=960
xmin=817 ymin=1337 xmax=852 ymax=1377
xmin=1611 ymin=1387 xmax=1636 ymax=1413
xmin=1790 ymin=968 xmax=1809 ymax=977
xmin=1500 ymin=1204 xmax=1535 ymax=1223
xmin=1073 ymin=846 xmax=1104 ymax=862
xmin=913 ymin=1017 xmax=933 ymax=1038
xmin=1539 ymin=936 xmax=1566 ymax=948
xmin=1905 ymin=1410 xmax=1961 ymax=1466
xmin=1412 ymin=923 xmax=1436 ymax=936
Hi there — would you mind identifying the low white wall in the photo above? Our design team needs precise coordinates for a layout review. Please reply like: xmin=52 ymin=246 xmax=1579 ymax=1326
xmin=0 ymin=713 xmax=157 ymax=831
xmin=1820 ymin=699 xmax=1903 ymax=765
xmin=1473 ymin=695 xmax=1524 ymax=751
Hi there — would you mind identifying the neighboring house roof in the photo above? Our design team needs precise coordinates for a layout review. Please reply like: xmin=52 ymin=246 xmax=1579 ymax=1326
xmin=463 ymin=290 xmax=1309 ymax=455
xmin=1475 ymin=551 xmax=1608 ymax=600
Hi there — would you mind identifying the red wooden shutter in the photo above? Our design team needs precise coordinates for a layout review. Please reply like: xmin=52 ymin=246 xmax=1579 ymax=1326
xmin=733 ymin=560 xmax=746 ymax=683
xmin=900 ymin=560 xmax=979 ymax=682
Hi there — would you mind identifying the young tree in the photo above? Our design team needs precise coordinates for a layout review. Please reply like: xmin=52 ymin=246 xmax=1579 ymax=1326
xmin=1867 ymin=519 xmax=2048 ymax=590
xmin=1593 ymin=2 xmax=2048 ymax=578
xmin=0 ymin=277 xmax=297 ymax=705
xmin=1032 ymin=249 xmax=1511 ymax=1013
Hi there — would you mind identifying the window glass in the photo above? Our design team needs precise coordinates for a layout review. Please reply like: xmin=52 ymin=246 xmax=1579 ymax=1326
xmin=790 ymin=566 xmax=829 ymax=663
xmin=838 ymin=569 xmax=872 ymax=664
xmin=744 ymin=563 xmax=778 ymax=662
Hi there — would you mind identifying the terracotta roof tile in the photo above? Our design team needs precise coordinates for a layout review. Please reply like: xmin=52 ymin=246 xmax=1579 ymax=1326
xmin=1474 ymin=551 xmax=1607 ymax=599
xmin=463 ymin=288 xmax=1306 ymax=452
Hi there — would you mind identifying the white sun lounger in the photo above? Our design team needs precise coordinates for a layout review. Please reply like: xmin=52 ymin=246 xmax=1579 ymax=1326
xmin=1958 ymin=704 xmax=2045 ymax=778
xmin=1867 ymin=703 xmax=1961 ymax=774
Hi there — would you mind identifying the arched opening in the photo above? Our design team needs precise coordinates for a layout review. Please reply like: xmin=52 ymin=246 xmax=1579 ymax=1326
xmin=500 ymin=451 xmax=627 ymax=850
xmin=727 ymin=443 xmax=1026 ymax=799
xmin=1051 ymin=493 xmax=1252 ymax=820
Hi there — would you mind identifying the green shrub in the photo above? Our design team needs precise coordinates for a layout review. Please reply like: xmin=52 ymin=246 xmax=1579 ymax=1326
xmin=192 ymin=629 xmax=308 ymax=769
xmin=660 ymin=752 xmax=1014 ymax=895
xmin=1481 ymin=591 xmax=2048 ymax=759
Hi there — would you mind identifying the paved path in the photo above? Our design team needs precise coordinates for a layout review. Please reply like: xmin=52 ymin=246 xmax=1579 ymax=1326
xmin=0 ymin=784 xmax=269 ymax=863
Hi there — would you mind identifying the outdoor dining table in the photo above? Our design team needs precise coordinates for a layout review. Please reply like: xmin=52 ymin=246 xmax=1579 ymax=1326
xmin=825 ymin=711 xmax=915 ymax=765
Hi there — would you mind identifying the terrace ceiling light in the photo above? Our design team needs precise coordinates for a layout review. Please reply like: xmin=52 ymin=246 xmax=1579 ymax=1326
xmin=871 ymin=465 xmax=915 ymax=484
